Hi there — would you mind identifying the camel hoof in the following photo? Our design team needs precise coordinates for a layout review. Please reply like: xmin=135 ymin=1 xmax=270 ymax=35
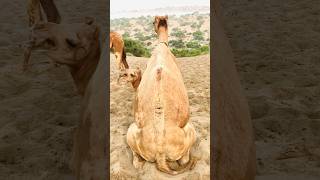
xmin=132 ymin=153 xmax=145 ymax=169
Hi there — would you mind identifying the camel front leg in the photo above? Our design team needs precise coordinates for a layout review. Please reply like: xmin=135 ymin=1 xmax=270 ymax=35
xmin=115 ymin=51 xmax=126 ymax=70
xmin=179 ymin=122 xmax=197 ymax=168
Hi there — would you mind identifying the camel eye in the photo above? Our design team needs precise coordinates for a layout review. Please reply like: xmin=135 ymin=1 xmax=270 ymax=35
xmin=130 ymin=74 xmax=135 ymax=77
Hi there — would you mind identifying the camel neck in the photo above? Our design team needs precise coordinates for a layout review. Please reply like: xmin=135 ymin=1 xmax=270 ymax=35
xmin=70 ymin=42 xmax=101 ymax=96
xmin=158 ymin=27 xmax=168 ymax=44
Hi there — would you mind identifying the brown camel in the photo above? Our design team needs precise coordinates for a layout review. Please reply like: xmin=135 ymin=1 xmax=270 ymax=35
xmin=212 ymin=0 xmax=256 ymax=179
xmin=110 ymin=31 xmax=129 ymax=70
xmin=124 ymin=15 xmax=197 ymax=175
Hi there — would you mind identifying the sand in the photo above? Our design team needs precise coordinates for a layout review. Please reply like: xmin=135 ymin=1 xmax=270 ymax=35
xmin=0 ymin=0 xmax=106 ymax=179
xmin=220 ymin=0 xmax=320 ymax=178
xmin=110 ymin=54 xmax=210 ymax=179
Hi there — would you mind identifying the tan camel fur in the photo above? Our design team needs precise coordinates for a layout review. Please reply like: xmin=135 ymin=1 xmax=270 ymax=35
xmin=126 ymin=15 xmax=197 ymax=175
xmin=110 ymin=31 xmax=129 ymax=70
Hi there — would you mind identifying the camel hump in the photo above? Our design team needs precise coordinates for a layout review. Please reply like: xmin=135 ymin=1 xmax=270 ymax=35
xmin=156 ymin=65 xmax=163 ymax=81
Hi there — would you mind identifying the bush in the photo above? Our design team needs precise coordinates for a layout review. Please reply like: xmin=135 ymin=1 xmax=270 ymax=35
xmin=193 ymin=31 xmax=205 ymax=41
xmin=186 ymin=41 xmax=201 ymax=48
xmin=171 ymin=45 xmax=209 ymax=57
xmin=124 ymin=38 xmax=151 ymax=57
xmin=169 ymin=39 xmax=185 ymax=48
xmin=123 ymin=32 xmax=130 ymax=38
xmin=170 ymin=28 xmax=185 ymax=38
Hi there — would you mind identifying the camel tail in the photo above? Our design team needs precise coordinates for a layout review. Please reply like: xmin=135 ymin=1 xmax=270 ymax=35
xmin=156 ymin=154 xmax=197 ymax=175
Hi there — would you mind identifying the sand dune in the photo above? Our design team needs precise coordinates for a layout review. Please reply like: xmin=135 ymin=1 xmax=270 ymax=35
xmin=110 ymin=54 xmax=210 ymax=179
xmin=220 ymin=0 xmax=320 ymax=178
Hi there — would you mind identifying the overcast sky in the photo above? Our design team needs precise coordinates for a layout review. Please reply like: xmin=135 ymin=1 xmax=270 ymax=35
xmin=110 ymin=0 xmax=210 ymax=13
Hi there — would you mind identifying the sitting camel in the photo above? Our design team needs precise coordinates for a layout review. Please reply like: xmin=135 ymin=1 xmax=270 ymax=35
xmin=110 ymin=31 xmax=129 ymax=70
xmin=21 ymin=18 xmax=107 ymax=179
xmin=123 ymin=15 xmax=197 ymax=175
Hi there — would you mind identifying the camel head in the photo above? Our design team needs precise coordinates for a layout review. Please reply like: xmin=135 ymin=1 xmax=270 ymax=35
xmin=117 ymin=68 xmax=142 ymax=90
xmin=28 ymin=17 xmax=100 ymax=66
xmin=24 ymin=17 xmax=101 ymax=95
xmin=153 ymin=15 xmax=168 ymax=35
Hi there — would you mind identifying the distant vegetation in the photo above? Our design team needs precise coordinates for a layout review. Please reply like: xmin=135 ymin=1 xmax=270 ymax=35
xmin=111 ymin=14 xmax=210 ymax=58
xmin=124 ymin=38 xmax=151 ymax=57
xmin=171 ymin=45 xmax=209 ymax=57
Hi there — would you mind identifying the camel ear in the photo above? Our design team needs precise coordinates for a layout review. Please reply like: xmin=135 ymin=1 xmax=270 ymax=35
xmin=165 ymin=15 xmax=168 ymax=20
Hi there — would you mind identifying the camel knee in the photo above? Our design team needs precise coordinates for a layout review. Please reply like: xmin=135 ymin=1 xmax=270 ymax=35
xmin=126 ymin=123 xmax=139 ymax=152
xmin=178 ymin=150 xmax=190 ymax=165
xmin=184 ymin=123 xmax=196 ymax=145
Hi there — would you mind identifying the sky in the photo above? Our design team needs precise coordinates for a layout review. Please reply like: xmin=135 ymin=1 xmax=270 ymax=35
xmin=110 ymin=0 xmax=210 ymax=13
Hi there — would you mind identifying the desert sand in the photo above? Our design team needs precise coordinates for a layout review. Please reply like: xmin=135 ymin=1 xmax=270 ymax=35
xmin=0 ymin=0 xmax=106 ymax=179
xmin=110 ymin=54 xmax=210 ymax=179
xmin=220 ymin=0 xmax=320 ymax=179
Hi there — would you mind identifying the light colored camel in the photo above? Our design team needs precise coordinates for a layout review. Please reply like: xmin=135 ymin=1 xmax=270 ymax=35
xmin=125 ymin=15 xmax=197 ymax=175
xmin=118 ymin=68 xmax=142 ymax=90
xmin=213 ymin=0 xmax=256 ymax=180
xmin=110 ymin=31 xmax=129 ymax=70
xmin=21 ymin=18 xmax=106 ymax=179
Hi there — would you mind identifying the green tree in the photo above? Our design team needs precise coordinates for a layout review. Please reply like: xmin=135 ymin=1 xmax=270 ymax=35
xmin=124 ymin=38 xmax=151 ymax=57
xmin=193 ymin=31 xmax=205 ymax=41
xmin=169 ymin=40 xmax=185 ymax=48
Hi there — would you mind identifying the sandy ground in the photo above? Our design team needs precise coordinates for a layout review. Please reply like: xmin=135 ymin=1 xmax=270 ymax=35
xmin=220 ymin=0 xmax=320 ymax=179
xmin=110 ymin=54 xmax=210 ymax=179
xmin=0 ymin=0 xmax=106 ymax=179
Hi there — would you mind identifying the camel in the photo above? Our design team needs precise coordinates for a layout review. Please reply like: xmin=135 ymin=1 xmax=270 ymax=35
xmin=117 ymin=68 xmax=142 ymax=90
xmin=212 ymin=0 xmax=256 ymax=179
xmin=24 ymin=0 xmax=61 ymax=71
xmin=110 ymin=31 xmax=129 ymax=70
xmin=124 ymin=15 xmax=197 ymax=175
xmin=22 ymin=18 xmax=101 ymax=95
xmin=21 ymin=18 xmax=107 ymax=179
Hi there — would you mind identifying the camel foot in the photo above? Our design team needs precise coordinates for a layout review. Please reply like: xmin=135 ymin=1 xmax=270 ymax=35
xmin=132 ymin=152 xmax=145 ymax=169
